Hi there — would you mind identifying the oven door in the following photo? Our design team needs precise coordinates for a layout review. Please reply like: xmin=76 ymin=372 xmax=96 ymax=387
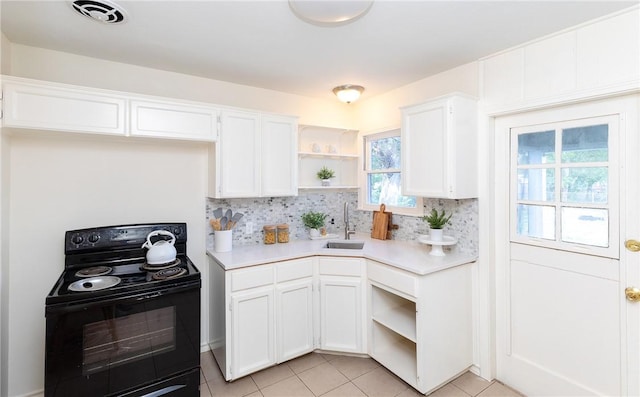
xmin=45 ymin=282 xmax=201 ymax=397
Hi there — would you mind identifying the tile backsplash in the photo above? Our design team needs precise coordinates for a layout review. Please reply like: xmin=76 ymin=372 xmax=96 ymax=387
xmin=206 ymin=191 xmax=478 ymax=255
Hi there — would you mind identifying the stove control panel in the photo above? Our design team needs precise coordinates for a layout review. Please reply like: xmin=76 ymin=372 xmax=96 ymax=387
xmin=65 ymin=223 xmax=187 ymax=253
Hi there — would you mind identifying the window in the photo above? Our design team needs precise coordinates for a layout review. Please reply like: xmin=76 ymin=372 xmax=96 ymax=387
xmin=510 ymin=115 xmax=618 ymax=257
xmin=361 ymin=129 xmax=422 ymax=215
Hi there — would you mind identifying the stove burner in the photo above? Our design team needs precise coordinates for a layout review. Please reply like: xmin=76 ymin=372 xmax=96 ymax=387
xmin=142 ymin=258 xmax=181 ymax=271
xmin=68 ymin=276 xmax=121 ymax=292
xmin=76 ymin=266 xmax=113 ymax=277
xmin=152 ymin=267 xmax=187 ymax=281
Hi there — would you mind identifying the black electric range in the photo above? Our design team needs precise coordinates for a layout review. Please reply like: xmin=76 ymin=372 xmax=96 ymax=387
xmin=45 ymin=223 xmax=201 ymax=397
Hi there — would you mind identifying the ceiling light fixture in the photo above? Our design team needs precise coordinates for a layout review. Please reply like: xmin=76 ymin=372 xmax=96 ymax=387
xmin=333 ymin=85 xmax=364 ymax=104
xmin=289 ymin=0 xmax=374 ymax=27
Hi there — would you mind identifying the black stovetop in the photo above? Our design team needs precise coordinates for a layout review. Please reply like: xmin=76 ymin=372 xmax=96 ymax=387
xmin=46 ymin=254 xmax=200 ymax=306
xmin=46 ymin=223 xmax=200 ymax=306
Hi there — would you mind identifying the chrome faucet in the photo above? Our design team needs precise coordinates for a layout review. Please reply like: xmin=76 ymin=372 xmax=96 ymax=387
xmin=344 ymin=202 xmax=356 ymax=240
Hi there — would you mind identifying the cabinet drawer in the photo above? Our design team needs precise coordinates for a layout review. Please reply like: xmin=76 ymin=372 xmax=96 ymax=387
xmin=367 ymin=261 xmax=417 ymax=297
xmin=319 ymin=257 xmax=363 ymax=277
xmin=276 ymin=258 xmax=313 ymax=283
xmin=230 ymin=266 xmax=274 ymax=291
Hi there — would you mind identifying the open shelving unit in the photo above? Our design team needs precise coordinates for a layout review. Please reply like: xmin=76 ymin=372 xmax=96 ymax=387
xmin=369 ymin=284 xmax=419 ymax=389
xmin=298 ymin=125 xmax=359 ymax=190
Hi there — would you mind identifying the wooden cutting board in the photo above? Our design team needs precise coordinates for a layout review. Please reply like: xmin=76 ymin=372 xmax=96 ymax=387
xmin=371 ymin=204 xmax=389 ymax=240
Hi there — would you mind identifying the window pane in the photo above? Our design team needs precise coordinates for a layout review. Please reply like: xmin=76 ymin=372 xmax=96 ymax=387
xmin=561 ymin=207 xmax=608 ymax=247
xmin=561 ymin=167 xmax=608 ymax=203
xmin=561 ymin=124 xmax=608 ymax=163
xmin=368 ymin=173 xmax=416 ymax=208
xmin=517 ymin=168 xmax=555 ymax=201
xmin=516 ymin=204 xmax=555 ymax=240
xmin=517 ymin=131 xmax=555 ymax=165
xmin=370 ymin=136 xmax=401 ymax=170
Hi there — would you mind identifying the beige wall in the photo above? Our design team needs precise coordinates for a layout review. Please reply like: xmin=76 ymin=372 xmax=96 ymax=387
xmin=8 ymin=133 xmax=209 ymax=397
xmin=9 ymin=44 xmax=355 ymax=128
xmin=353 ymin=62 xmax=479 ymax=134
xmin=0 ymin=32 xmax=10 ymax=75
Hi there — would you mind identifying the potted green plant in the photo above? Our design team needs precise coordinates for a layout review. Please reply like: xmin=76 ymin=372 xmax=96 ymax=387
xmin=316 ymin=166 xmax=335 ymax=186
xmin=301 ymin=211 xmax=328 ymax=237
xmin=422 ymin=208 xmax=452 ymax=241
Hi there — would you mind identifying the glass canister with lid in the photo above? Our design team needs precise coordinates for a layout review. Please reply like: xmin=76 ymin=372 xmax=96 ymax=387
xmin=277 ymin=224 xmax=289 ymax=243
xmin=263 ymin=225 xmax=276 ymax=244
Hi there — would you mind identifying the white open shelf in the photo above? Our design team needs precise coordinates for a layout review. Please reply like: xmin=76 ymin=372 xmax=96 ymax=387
xmin=370 ymin=322 xmax=418 ymax=389
xmin=298 ymin=125 xmax=359 ymax=190
xmin=372 ymin=303 xmax=416 ymax=342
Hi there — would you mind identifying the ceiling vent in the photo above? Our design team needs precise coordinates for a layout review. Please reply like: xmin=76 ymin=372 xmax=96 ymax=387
xmin=70 ymin=0 xmax=127 ymax=24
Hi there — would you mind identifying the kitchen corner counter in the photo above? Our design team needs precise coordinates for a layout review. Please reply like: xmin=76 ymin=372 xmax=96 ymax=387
xmin=206 ymin=233 xmax=476 ymax=275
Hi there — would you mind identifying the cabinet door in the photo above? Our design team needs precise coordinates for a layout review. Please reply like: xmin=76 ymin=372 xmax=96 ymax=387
xmin=401 ymin=99 xmax=448 ymax=198
xmin=401 ymin=95 xmax=477 ymax=199
xmin=261 ymin=115 xmax=298 ymax=196
xmin=2 ymin=81 xmax=126 ymax=135
xmin=130 ymin=99 xmax=218 ymax=141
xmin=276 ymin=278 xmax=314 ymax=362
xmin=219 ymin=110 xmax=261 ymax=197
xmin=231 ymin=287 xmax=275 ymax=378
xmin=319 ymin=277 xmax=365 ymax=353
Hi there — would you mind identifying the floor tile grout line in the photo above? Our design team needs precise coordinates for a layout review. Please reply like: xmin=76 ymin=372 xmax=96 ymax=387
xmin=449 ymin=382 xmax=475 ymax=397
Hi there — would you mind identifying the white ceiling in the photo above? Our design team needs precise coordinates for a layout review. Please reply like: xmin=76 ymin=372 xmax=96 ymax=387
xmin=1 ymin=1 xmax=636 ymax=102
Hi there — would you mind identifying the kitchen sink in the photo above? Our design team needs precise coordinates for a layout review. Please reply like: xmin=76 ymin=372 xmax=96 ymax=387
xmin=324 ymin=240 xmax=365 ymax=250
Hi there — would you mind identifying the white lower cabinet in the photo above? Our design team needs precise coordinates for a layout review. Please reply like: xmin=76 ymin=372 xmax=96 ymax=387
xmin=210 ymin=254 xmax=472 ymax=392
xmin=367 ymin=260 xmax=473 ymax=394
xmin=230 ymin=286 xmax=276 ymax=378
xmin=276 ymin=278 xmax=314 ymax=362
xmin=210 ymin=257 xmax=315 ymax=381
xmin=318 ymin=257 xmax=367 ymax=354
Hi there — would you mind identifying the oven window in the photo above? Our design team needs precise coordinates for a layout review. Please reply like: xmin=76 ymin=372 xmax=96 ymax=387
xmin=82 ymin=307 xmax=176 ymax=375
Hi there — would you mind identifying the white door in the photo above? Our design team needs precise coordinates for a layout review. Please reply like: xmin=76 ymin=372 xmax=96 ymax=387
xmin=495 ymin=94 xmax=640 ymax=396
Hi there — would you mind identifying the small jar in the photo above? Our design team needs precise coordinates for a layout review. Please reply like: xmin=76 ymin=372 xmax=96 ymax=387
xmin=277 ymin=224 xmax=289 ymax=243
xmin=263 ymin=225 xmax=276 ymax=245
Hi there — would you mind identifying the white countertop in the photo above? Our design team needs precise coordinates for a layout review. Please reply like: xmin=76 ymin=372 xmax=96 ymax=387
xmin=207 ymin=233 xmax=476 ymax=275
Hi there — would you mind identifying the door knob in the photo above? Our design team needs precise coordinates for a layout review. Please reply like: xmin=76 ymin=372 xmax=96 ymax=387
xmin=625 ymin=240 xmax=640 ymax=252
xmin=626 ymin=287 xmax=640 ymax=302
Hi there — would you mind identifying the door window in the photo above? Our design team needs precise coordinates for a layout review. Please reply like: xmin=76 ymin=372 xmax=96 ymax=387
xmin=510 ymin=116 xmax=618 ymax=257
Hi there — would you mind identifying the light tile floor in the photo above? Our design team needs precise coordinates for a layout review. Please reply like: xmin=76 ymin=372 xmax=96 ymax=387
xmin=199 ymin=351 xmax=524 ymax=397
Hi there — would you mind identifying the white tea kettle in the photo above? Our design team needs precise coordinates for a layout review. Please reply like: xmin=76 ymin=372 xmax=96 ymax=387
xmin=141 ymin=230 xmax=177 ymax=265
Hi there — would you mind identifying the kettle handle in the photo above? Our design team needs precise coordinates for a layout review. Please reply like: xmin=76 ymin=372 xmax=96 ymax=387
xmin=141 ymin=230 xmax=176 ymax=249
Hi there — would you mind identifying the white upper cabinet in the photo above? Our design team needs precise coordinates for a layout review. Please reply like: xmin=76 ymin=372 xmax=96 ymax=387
xmin=401 ymin=94 xmax=478 ymax=199
xmin=129 ymin=99 xmax=219 ymax=141
xmin=261 ymin=115 xmax=298 ymax=196
xmin=209 ymin=111 xmax=298 ymax=198
xmin=1 ymin=76 xmax=222 ymax=141
xmin=481 ymin=7 xmax=640 ymax=114
xmin=2 ymin=79 xmax=126 ymax=136
xmin=218 ymin=110 xmax=261 ymax=198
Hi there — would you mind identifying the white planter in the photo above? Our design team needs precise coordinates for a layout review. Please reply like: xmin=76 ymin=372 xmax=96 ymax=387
xmin=321 ymin=179 xmax=331 ymax=187
xmin=309 ymin=228 xmax=320 ymax=238
xmin=430 ymin=228 xmax=443 ymax=242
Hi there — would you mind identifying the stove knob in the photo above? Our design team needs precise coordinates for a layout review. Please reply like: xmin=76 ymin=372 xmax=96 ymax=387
xmin=72 ymin=235 xmax=84 ymax=245
xmin=173 ymin=227 xmax=182 ymax=236
xmin=88 ymin=234 xmax=100 ymax=244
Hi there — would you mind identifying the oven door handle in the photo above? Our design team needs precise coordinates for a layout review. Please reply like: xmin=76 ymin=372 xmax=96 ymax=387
xmin=140 ymin=384 xmax=186 ymax=397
